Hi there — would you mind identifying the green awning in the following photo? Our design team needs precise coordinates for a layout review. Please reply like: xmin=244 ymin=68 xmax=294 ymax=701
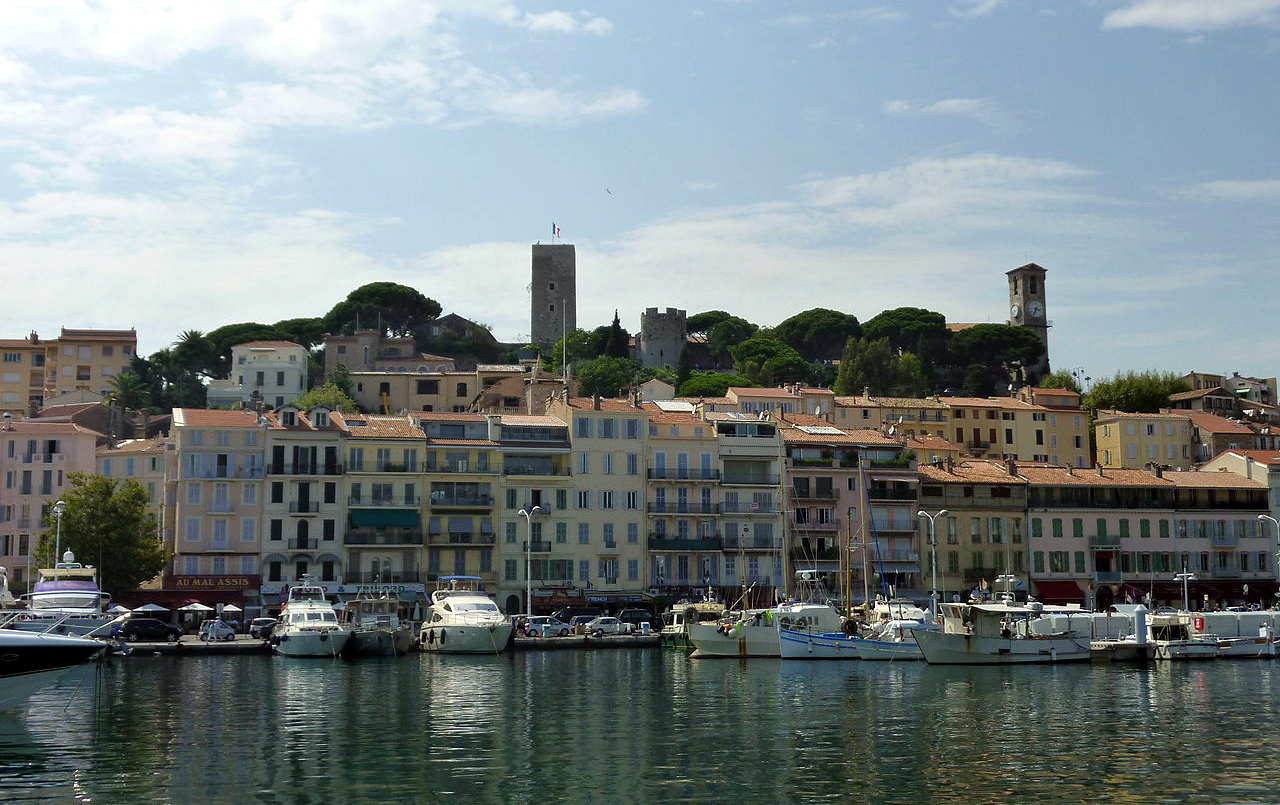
xmin=349 ymin=509 xmax=420 ymax=529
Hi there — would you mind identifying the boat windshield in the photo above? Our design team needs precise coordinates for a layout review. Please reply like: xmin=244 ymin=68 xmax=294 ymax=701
xmin=451 ymin=602 xmax=499 ymax=612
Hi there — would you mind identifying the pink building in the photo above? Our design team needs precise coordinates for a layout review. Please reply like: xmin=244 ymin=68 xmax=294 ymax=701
xmin=0 ymin=418 xmax=102 ymax=593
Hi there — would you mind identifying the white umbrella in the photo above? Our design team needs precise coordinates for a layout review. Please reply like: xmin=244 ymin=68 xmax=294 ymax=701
xmin=331 ymin=601 xmax=346 ymax=610
xmin=108 ymin=604 xmax=132 ymax=613
xmin=220 ymin=604 xmax=243 ymax=613
xmin=178 ymin=603 xmax=214 ymax=612
xmin=135 ymin=603 xmax=170 ymax=612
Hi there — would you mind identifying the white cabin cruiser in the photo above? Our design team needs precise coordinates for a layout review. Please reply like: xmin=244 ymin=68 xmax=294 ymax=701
xmin=419 ymin=576 xmax=512 ymax=654
xmin=1149 ymin=613 xmax=1220 ymax=661
xmin=691 ymin=602 xmax=843 ymax=658
xmin=272 ymin=578 xmax=351 ymax=658
xmin=0 ymin=629 xmax=106 ymax=711
xmin=6 ymin=552 xmax=116 ymax=636
xmin=342 ymin=590 xmax=414 ymax=656
xmin=912 ymin=601 xmax=1091 ymax=665
xmin=660 ymin=599 xmax=725 ymax=649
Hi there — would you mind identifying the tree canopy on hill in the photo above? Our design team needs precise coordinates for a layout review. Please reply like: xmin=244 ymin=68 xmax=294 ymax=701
xmin=1083 ymin=371 xmax=1190 ymax=413
xmin=686 ymin=310 xmax=732 ymax=335
xmin=322 ymin=282 xmax=441 ymax=336
xmin=772 ymin=308 xmax=861 ymax=361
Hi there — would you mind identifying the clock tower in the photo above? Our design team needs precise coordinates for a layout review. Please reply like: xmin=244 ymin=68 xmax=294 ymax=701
xmin=1006 ymin=262 xmax=1049 ymax=376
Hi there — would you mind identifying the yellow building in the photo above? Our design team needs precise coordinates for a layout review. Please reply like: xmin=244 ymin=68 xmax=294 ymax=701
xmin=0 ymin=328 xmax=137 ymax=414
xmin=350 ymin=367 xmax=526 ymax=414
xmin=832 ymin=395 xmax=950 ymax=439
xmin=939 ymin=396 xmax=1090 ymax=468
xmin=1093 ymin=411 xmax=1193 ymax=469
xmin=917 ymin=459 xmax=1029 ymax=600
xmin=0 ymin=335 xmax=45 ymax=415
xmin=97 ymin=437 xmax=168 ymax=533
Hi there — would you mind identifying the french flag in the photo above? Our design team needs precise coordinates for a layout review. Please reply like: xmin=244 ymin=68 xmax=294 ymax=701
xmin=552 ymin=222 xmax=561 ymax=238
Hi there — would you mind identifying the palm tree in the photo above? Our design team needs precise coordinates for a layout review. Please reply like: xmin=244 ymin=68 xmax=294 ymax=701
xmin=174 ymin=330 xmax=215 ymax=378
xmin=105 ymin=371 xmax=150 ymax=439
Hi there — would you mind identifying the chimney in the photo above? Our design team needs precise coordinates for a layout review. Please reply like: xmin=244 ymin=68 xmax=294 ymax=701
xmin=944 ymin=454 xmax=955 ymax=474
xmin=1065 ymin=464 xmax=1074 ymax=476
xmin=1006 ymin=458 xmax=1018 ymax=477
xmin=1096 ymin=465 xmax=1105 ymax=478
xmin=593 ymin=395 xmax=601 ymax=411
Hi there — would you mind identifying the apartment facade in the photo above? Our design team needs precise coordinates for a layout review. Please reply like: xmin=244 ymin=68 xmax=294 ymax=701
xmin=831 ymin=395 xmax=950 ymax=439
xmin=0 ymin=328 xmax=137 ymax=414
xmin=1094 ymin=411 xmax=1193 ymax=470
xmin=940 ymin=396 xmax=1090 ymax=468
xmin=0 ymin=421 xmax=100 ymax=592
xmin=349 ymin=367 xmax=525 ymax=414
xmin=97 ymin=438 xmax=168 ymax=532
xmin=207 ymin=341 xmax=310 ymax=409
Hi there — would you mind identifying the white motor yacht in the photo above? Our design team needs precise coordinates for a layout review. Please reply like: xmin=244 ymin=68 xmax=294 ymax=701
xmin=0 ymin=629 xmax=106 ymax=711
xmin=419 ymin=576 xmax=512 ymax=654
xmin=342 ymin=590 xmax=414 ymax=656
xmin=691 ymin=602 xmax=843 ymax=658
xmin=272 ymin=578 xmax=351 ymax=658
xmin=660 ymin=600 xmax=725 ymax=649
xmin=6 ymin=551 xmax=116 ymax=636
xmin=1149 ymin=613 xmax=1221 ymax=661
xmin=912 ymin=601 xmax=1091 ymax=664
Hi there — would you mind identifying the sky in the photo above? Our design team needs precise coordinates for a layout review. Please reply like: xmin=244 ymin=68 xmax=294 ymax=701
xmin=0 ymin=0 xmax=1277 ymax=381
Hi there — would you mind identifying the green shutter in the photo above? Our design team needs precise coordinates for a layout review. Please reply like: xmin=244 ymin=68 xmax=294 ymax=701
xmin=1052 ymin=519 xmax=1063 ymax=538
xmin=1073 ymin=519 xmax=1083 ymax=538
xmin=1034 ymin=551 xmax=1045 ymax=573
xmin=1074 ymin=551 xmax=1086 ymax=574
xmin=1119 ymin=519 xmax=1130 ymax=537
xmin=1159 ymin=519 xmax=1170 ymax=538
xmin=1096 ymin=518 xmax=1107 ymax=537
xmin=1031 ymin=518 xmax=1043 ymax=539
xmin=1139 ymin=519 xmax=1150 ymax=538
xmin=349 ymin=509 xmax=420 ymax=528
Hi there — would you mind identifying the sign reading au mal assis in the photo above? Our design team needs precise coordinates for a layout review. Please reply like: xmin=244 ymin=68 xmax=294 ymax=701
xmin=169 ymin=575 xmax=260 ymax=591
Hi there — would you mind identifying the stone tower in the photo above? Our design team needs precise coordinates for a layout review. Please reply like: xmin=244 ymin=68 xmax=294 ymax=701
xmin=530 ymin=244 xmax=576 ymax=346
xmin=1006 ymin=262 xmax=1050 ymax=376
xmin=637 ymin=307 xmax=687 ymax=369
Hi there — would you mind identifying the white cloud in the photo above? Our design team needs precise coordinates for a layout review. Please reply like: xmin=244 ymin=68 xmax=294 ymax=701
xmin=1103 ymin=0 xmax=1280 ymax=31
xmin=521 ymin=10 xmax=614 ymax=35
xmin=882 ymin=97 xmax=1012 ymax=129
xmin=1180 ymin=179 xmax=1280 ymax=200
xmin=950 ymin=0 xmax=1008 ymax=18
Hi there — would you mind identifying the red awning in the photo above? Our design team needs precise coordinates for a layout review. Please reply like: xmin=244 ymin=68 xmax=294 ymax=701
xmin=1033 ymin=580 xmax=1084 ymax=602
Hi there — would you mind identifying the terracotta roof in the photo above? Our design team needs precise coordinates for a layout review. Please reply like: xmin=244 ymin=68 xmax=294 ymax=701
xmin=918 ymin=459 xmax=1025 ymax=484
xmin=833 ymin=395 xmax=948 ymax=410
xmin=1220 ymin=450 xmax=1280 ymax=466
xmin=237 ymin=340 xmax=304 ymax=349
xmin=0 ymin=421 xmax=103 ymax=437
xmin=641 ymin=406 xmax=702 ymax=426
xmin=673 ymin=396 xmax=732 ymax=405
xmin=1094 ymin=410 xmax=1190 ymax=421
xmin=98 ymin=438 xmax=164 ymax=455
xmin=799 ymin=387 xmax=835 ymax=395
xmin=563 ymin=398 xmax=644 ymax=412
xmin=727 ymin=387 xmax=797 ymax=399
xmin=775 ymin=412 xmax=833 ymax=427
xmin=0 ymin=339 xmax=39 ymax=349
xmin=938 ymin=396 xmax=1045 ymax=411
xmin=174 ymin=408 xmax=262 ymax=428
xmin=1017 ymin=466 xmax=1169 ymax=487
xmin=499 ymin=415 xmax=567 ymax=426
xmin=330 ymin=412 xmax=424 ymax=439
xmin=427 ymin=438 xmax=500 ymax=447
xmin=908 ymin=435 xmax=963 ymax=451
xmin=1169 ymin=387 xmax=1229 ymax=401
xmin=35 ymin=402 xmax=101 ymax=418
xmin=58 ymin=328 xmax=136 ymax=341
xmin=262 ymin=409 xmax=341 ymax=432
xmin=780 ymin=424 xmax=900 ymax=446
xmin=1033 ymin=387 xmax=1080 ymax=396
xmin=1163 ymin=470 xmax=1265 ymax=490
xmin=1186 ymin=411 xmax=1255 ymax=435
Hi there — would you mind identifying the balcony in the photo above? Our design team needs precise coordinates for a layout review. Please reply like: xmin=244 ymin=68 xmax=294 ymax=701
xmin=868 ymin=488 xmax=918 ymax=502
xmin=427 ymin=532 xmax=497 ymax=546
xmin=721 ymin=474 xmax=780 ymax=486
xmin=879 ymin=551 xmax=921 ymax=564
xmin=288 ymin=502 xmax=320 ymax=514
xmin=287 ymin=537 xmax=322 ymax=550
xmin=268 ymin=463 xmax=344 ymax=476
xmin=524 ymin=541 xmax=552 ymax=553
xmin=648 ymin=468 xmax=720 ymax=481
xmin=791 ymin=520 xmax=838 ymax=532
xmin=871 ymin=524 xmax=918 ymax=534
xmin=428 ymin=495 xmax=494 ymax=509
xmin=206 ymin=503 xmax=236 ymax=515
xmin=21 ymin=453 xmax=64 ymax=465
xmin=432 ymin=464 xmax=499 ymax=475
xmin=344 ymin=529 xmax=425 ymax=546
xmin=182 ymin=467 xmax=265 ymax=480
xmin=791 ymin=489 xmax=837 ymax=501
xmin=345 ymin=571 xmax=423 ymax=584
xmin=648 ymin=501 xmax=719 ymax=514
xmin=722 ymin=536 xmax=780 ymax=550
xmin=374 ymin=463 xmax=416 ymax=473
xmin=500 ymin=465 xmax=568 ymax=477
xmin=966 ymin=441 xmax=992 ymax=451
xmin=649 ymin=536 xmax=724 ymax=551
xmin=1094 ymin=570 xmax=1122 ymax=583
xmin=1089 ymin=535 xmax=1121 ymax=548
xmin=349 ymin=496 xmax=421 ymax=508
xmin=791 ymin=546 xmax=840 ymax=561
xmin=1211 ymin=533 xmax=1239 ymax=548
xmin=721 ymin=502 xmax=780 ymax=514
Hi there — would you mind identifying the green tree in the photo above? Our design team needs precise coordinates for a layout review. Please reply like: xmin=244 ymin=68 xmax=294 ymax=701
xmin=543 ymin=329 xmax=596 ymax=374
xmin=1039 ymin=369 xmax=1083 ymax=393
xmin=834 ymin=337 xmax=896 ymax=395
xmin=675 ymin=346 xmax=693 ymax=390
xmin=173 ymin=330 xmax=217 ymax=378
xmin=605 ymin=311 xmax=630 ymax=358
xmin=35 ymin=474 xmax=166 ymax=598
xmin=862 ymin=307 xmax=949 ymax=355
xmin=890 ymin=352 xmax=930 ymax=397
xmin=272 ymin=317 xmax=327 ymax=349
xmin=327 ymin=364 xmax=355 ymax=398
xmin=678 ymin=371 xmax=753 ymax=398
xmin=949 ymin=324 xmax=1045 ymax=368
xmin=686 ymin=310 xmax=732 ymax=335
xmin=1083 ymin=371 xmax=1189 ymax=414
xmin=575 ymin=356 xmax=639 ymax=398
xmin=707 ymin=316 xmax=758 ymax=363
xmin=773 ymin=308 xmax=862 ymax=361
xmin=729 ymin=335 xmax=811 ymax=386
xmin=962 ymin=363 xmax=996 ymax=397
xmin=106 ymin=371 xmax=150 ymax=411
xmin=322 ymin=282 xmax=441 ymax=336
xmin=293 ymin=383 xmax=360 ymax=413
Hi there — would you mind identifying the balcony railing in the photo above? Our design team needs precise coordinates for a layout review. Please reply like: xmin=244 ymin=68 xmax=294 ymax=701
xmin=721 ymin=475 xmax=780 ymax=486
xmin=1211 ymin=533 xmax=1239 ymax=547
xmin=879 ymin=551 xmax=921 ymax=563
xmin=648 ymin=501 xmax=719 ymax=514
xmin=524 ymin=541 xmax=552 ymax=553
xmin=1094 ymin=570 xmax=1122 ymax=583
xmin=722 ymin=537 xmax=780 ymax=550
xmin=966 ymin=441 xmax=992 ymax=451
xmin=721 ymin=502 xmax=780 ymax=514
xmin=501 ymin=466 xmax=568 ymax=477
xmin=268 ymin=463 xmax=344 ymax=475
xmin=287 ymin=537 xmax=320 ymax=550
xmin=791 ymin=520 xmax=838 ymax=532
xmin=375 ymin=463 xmax=416 ymax=473
xmin=429 ymin=495 xmax=494 ymax=508
xmin=345 ymin=571 xmax=423 ymax=584
xmin=344 ymin=529 xmax=425 ymax=546
xmin=1088 ymin=535 xmax=1121 ymax=548
xmin=288 ymin=502 xmax=320 ymax=514
xmin=648 ymin=536 xmax=725 ymax=551
xmin=427 ymin=532 xmax=497 ymax=545
xmin=21 ymin=453 xmax=64 ymax=465
xmin=182 ymin=467 xmax=265 ymax=479
xmin=348 ymin=496 xmax=421 ymax=507
xmin=791 ymin=489 xmax=837 ymax=500
xmin=206 ymin=503 xmax=236 ymax=515
xmin=868 ymin=488 xmax=918 ymax=502
xmin=648 ymin=468 xmax=720 ymax=481
xmin=432 ymin=464 xmax=499 ymax=475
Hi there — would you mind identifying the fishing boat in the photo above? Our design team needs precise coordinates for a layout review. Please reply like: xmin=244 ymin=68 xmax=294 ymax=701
xmin=912 ymin=601 xmax=1091 ymax=664
xmin=0 ymin=629 xmax=106 ymax=711
xmin=6 ymin=551 xmax=116 ymax=636
xmin=691 ymin=602 xmax=843 ymax=658
xmin=418 ymin=576 xmax=512 ymax=654
xmin=342 ymin=590 xmax=414 ymax=656
xmin=272 ymin=578 xmax=351 ymax=658
xmin=1148 ymin=613 xmax=1220 ymax=661
xmin=659 ymin=599 xmax=725 ymax=649
xmin=854 ymin=617 xmax=941 ymax=661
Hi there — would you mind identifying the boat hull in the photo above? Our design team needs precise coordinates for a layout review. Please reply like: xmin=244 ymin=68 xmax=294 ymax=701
xmin=4 ymin=613 xmax=117 ymax=637
xmin=347 ymin=627 xmax=415 ymax=656
xmin=274 ymin=629 xmax=351 ymax=658
xmin=856 ymin=638 xmax=925 ymax=661
xmin=912 ymin=629 xmax=1090 ymax=665
xmin=1152 ymin=640 xmax=1220 ymax=661
xmin=688 ymin=622 xmax=779 ymax=658
xmin=1204 ymin=637 xmax=1277 ymax=659
xmin=778 ymin=628 xmax=860 ymax=660
xmin=419 ymin=623 xmax=513 ymax=654
xmin=0 ymin=632 xmax=105 ymax=711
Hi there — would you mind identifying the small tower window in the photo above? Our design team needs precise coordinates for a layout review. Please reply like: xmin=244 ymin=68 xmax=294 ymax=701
xmin=549 ymin=282 xmax=556 ymax=291
xmin=549 ymin=304 xmax=555 ymax=312
xmin=1029 ymin=276 xmax=1039 ymax=294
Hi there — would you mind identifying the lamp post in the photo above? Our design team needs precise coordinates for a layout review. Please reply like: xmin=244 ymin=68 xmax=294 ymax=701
xmin=1258 ymin=515 xmax=1280 ymax=586
xmin=996 ymin=573 xmax=1018 ymax=603
xmin=917 ymin=509 xmax=948 ymax=617
xmin=1173 ymin=571 xmax=1195 ymax=613
xmin=518 ymin=505 xmax=545 ymax=614
xmin=52 ymin=500 xmax=67 ymax=565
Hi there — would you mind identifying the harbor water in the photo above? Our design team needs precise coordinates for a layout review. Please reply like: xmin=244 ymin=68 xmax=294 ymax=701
xmin=5 ymin=651 xmax=1280 ymax=803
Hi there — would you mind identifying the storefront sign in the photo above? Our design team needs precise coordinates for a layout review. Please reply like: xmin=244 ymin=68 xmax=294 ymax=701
xmin=168 ymin=575 xmax=260 ymax=591
xmin=259 ymin=581 xmax=426 ymax=596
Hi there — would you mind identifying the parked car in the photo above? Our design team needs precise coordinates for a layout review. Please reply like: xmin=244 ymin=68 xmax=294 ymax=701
xmin=523 ymin=616 xmax=572 ymax=638
xmin=199 ymin=619 xmax=237 ymax=642
xmin=552 ymin=607 xmax=603 ymax=624
xmin=568 ymin=615 xmax=598 ymax=634
xmin=248 ymin=617 xmax=279 ymax=639
xmin=584 ymin=616 xmax=625 ymax=638
xmin=116 ymin=618 xmax=182 ymax=643
xmin=616 ymin=608 xmax=657 ymax=631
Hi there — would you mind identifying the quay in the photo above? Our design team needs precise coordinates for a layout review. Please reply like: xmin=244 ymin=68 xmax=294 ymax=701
xmin=512 ymin=634 xmax=661 ymax=651
xmin=120 ymin=635 xmax=270 ymax=656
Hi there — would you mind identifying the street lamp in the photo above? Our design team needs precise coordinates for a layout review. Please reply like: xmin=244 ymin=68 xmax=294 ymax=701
xmin=518 ymin=505 xmax=545 ymax=614
xmin=52 ymin=500 xmax=67 ymax=565
xmin=917 ymin=509 xmax=948 ymax=617
xmin=1173 ymin=571 xmax=1196 ymax=613
xmin=995 ymin=573 xmax=1018 ymax=603
xmin=1258 ymin=515 xmax=1280 ymax=578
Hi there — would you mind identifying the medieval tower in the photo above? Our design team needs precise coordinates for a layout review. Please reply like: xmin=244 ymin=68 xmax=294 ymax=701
xmin=530 ymin=244 xmax=576 ymax=346
xmin=1006 ymin=262 xmax=1050 ymax=376
xmin=637 ymin=307 xmax=687 ymax=369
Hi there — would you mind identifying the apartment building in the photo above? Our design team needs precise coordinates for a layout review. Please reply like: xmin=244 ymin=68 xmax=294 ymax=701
xmin=0 ymin=328 xmax=137 ymax=414
xmin=168 ymin=409 xmax=266 ymax=613
xmin=1187 ymin=411 xmax=1259 ymax=463
xmin=349 ymin=366 xmax=525 ymax=414
xmin=324 ymin=330 xmax=454 ymax=376
xmin=97 ymin=437 xmax=168 ymax=531
xmin=0 ymin=420 xmax=100 ymax=592
xmin=0 ymin=335 xmax=45 ymax=415
xmin=831 ymin=395 xmax=950 ymax=439
xmin=708 ymin=412 xmax=787 ymax=602
xmin=1201 ymin=450 xmax=1280 ymax=528
xmin=917 ymin=459 xmax=1029 ymax=603
xmin=940 ymin=396 xmax=1090 ymax=468
xmin=206 ymin=341 xmax=310 ymax=409
xmin=1094 ymin=411 xmax=1193 ymax=470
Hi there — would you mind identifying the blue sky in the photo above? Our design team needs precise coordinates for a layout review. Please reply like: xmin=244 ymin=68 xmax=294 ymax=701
xmin=0 ymin=0 xmax=1277 ymax=382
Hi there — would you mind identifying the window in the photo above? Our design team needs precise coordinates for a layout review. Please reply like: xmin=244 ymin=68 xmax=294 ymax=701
xmin=579 ymin=453 xmax=590 ymax=474
xmin=505 ymin=522 xmax=517 ymax=543
xmin=577 ymin=490 xmax=591 ymax=509
xmin=556 ymin=489 xmax=567 ymax=510
xmin=1159 ymin=519 xmax=1170 ymax=538
xmin=187 ymin=484 xmax=201 ymax=504
xmin=1049 ymin=551 xmax=1068 ymax=572
xmin=576 ymin=418 xmax=592 ymax=438
xmin=241 ymin=519 xmax=256 ymax=542
xmin=1072 ymin=519 xmax=1083 ymax=539
xmin=603 ymin=453 xmax=613 ymax=474
xmin=1139 ymin=519 xmax=1149 ymax=538
xmin=270 ymin=519 xmax=282 ymax=541
xmin=626 ymin=491 xmax=639 ymax=510
xmin=1033 ymin=552 xmax=1045 ymax=573
xmin=970 ymin=517 xmax=981 ymax=544
xmin=946 ymin=518 xmax=957 ymax=544
xmin=417 ymin=379 xmax=439 ymax=395
xmin=184 ymin=556 xmax=199 ymax=575
xmin=579 ymin=560 xmax=590 ymax=581
xmin=456 ymin=383 xmax=467 ymax=397
xmin=578 ymin=523 xmax=590 ymax=544
xmin=505 ymin=559 xmax=517 ymax=581
xmin=625 ymin=419 xmax=640 ymax=439
xmin=599 ymin=491 xmax=614 ymax=509
xmin=628 ymin=559 xmax=638 ymax=581
xmin=627 ymin=453 xmax=638 ymax=475
xmin=506 ymin=488 xmax=517 ymax=509
xmin=185 ymin=518 xmax=199 ymax=541
xmin=628 ymin=523 xmax=638 ymax=543
xmin=600 ymin=419 xmax=616 ymax=439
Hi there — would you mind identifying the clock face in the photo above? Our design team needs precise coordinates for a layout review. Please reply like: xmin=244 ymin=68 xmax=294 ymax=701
xmin=1009 ymin=304 xmax=1021 ymax=319
xmin=1028 ymin=301 xmax=1043 ymax=317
